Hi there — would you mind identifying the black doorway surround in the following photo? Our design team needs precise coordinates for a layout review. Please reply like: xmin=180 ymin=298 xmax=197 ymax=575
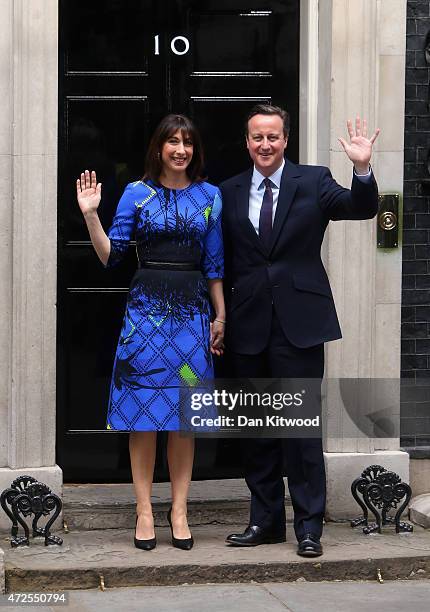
xmin=57 ymin=0 xmax=300 ymax=482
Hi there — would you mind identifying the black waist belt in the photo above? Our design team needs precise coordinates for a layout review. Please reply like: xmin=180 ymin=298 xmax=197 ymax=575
xmin=140 ymin=261 xmax=200 ymax=271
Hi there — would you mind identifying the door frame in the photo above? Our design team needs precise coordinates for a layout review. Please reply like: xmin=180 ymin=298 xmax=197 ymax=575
xmin=53 ymin=0 xmax=321 ymax=477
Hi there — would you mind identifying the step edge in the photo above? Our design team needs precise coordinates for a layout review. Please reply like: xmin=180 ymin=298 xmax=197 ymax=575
xmin=5 ymin=555 xmax=430 ymax=591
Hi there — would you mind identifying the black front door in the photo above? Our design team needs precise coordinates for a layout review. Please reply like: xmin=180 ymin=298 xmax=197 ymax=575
xmin=57 ymin=0 xmax=300 ymax=481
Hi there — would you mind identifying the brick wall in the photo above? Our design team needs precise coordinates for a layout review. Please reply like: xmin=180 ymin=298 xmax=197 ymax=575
xmin=401 ymin=0 xmax=430 ymax=452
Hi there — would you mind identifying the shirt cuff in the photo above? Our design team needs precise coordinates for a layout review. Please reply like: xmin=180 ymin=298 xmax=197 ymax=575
xmin=353 ymin=166 xmax=372 ymax=182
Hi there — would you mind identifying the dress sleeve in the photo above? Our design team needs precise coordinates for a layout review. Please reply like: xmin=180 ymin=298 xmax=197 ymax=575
xmin=201 ymin=189 xmax=224 ymax=279
xmin=105 ymin=184 xmax=137 ymax=268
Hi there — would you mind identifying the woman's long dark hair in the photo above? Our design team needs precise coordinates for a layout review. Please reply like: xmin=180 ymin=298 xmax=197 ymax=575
xmin=143 ymin=114 xmax=205 ymax=184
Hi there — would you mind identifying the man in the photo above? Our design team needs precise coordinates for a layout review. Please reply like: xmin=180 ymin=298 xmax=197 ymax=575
xmin=219 ymin=104 xmax=379 ymax=557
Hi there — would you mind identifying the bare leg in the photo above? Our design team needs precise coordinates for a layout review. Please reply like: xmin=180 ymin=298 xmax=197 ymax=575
xmin=129 ymin=431 xmax=157 ymax=539
xmin=167 ymin=432 xmax=194 ymax=538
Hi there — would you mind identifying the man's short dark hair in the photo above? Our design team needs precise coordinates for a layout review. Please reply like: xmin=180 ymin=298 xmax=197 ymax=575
xmin=245 ymin=104 xmax=290 ymax=137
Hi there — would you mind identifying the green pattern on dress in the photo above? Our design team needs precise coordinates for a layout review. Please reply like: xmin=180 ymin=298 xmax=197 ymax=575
xmin=179 ymin=363 xmax=199 ymax=386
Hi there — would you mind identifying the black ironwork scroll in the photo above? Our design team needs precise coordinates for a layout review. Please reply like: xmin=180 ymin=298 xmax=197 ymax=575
xmin=350 ymin=464 xmax=413 ymax=534
xmin=350 ymin=464 xmax=387 ymax=527
xmin=0 ymin=475 xmax=63 ymax=547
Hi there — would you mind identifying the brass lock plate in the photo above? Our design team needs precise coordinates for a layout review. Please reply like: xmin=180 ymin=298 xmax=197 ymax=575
xmin=377 ymin=193 xmax=399 ymax=248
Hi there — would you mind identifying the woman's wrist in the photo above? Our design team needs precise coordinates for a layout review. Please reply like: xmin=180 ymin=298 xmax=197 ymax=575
xmin=83 ymin=209 xmax=99 ymax=220
xmin=214 ymin=318 xmax=226 ymax=324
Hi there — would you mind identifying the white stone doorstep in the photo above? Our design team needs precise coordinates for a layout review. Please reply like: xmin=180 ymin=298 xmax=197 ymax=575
xmin=325 ymin=451 xmax=410 ymax=521
xmin=410 ymin=494 xmax=430 ymax=529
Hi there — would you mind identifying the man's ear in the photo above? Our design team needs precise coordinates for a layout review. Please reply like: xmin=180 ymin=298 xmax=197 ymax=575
xmin=283 ymin=137 xmax=288 ymax=150
xmin=245 ymin=135 xmax=250 ymax=150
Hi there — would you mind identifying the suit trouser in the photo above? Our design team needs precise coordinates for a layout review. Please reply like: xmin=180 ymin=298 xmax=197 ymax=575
xmin=231 ymin=309 xmax=326 ymax=540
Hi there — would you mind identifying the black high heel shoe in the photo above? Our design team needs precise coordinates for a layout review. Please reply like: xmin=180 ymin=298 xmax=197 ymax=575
xmin=167 ymin=507 xmax=194 ymax=550
xmin=134 ymin=514 xmax=156 ymax=551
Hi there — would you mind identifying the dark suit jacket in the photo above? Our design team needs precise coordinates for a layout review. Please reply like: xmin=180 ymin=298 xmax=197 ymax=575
xmin=219 ymin=158 xmax=379 ymax=353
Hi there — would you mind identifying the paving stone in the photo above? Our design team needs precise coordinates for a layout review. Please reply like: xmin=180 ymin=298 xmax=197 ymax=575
xmin=67 ymin=584 xmax=286 ymax=612
xmin=265 ymin=580 xmax=430 ymax=612
xmin=3 ymin=581 xmax=430 ymax=612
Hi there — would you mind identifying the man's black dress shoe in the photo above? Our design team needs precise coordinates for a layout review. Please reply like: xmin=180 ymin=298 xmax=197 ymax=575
xmin=297 ymin=533 xmax=323 ymax=557
xmin=226 ymin=525 xmax=286 ymax=547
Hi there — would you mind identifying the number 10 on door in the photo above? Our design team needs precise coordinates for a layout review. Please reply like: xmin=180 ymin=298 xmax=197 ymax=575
xmin=154 ymin=35 xmax=190 ymax=56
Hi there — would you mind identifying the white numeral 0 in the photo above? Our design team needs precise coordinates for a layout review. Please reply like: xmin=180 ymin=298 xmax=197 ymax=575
xmin=171 ymin=36 xmax=190 ymax=56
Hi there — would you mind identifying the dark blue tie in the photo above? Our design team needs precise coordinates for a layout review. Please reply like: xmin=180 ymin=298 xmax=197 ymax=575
xmin=259 ymin=178 xmax=273 ymax=247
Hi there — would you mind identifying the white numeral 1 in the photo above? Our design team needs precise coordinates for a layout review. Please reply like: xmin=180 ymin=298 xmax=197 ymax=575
xmin=154 ymin=34 xmax=160 ymax=55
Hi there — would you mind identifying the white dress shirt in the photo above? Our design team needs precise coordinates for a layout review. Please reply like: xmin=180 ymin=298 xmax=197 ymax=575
xmin=248 ymin=159 xmax=372 ymax=235
xmin=249 ymin=159 xmax=285 ymax=235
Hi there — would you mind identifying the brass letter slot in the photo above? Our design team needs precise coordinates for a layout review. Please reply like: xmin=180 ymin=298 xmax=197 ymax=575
xmin=377 ymin=193 xmax=399 ymax=248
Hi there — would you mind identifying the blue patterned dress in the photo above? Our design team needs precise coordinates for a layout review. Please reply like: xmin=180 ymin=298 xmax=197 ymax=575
xmin=105 ymin=179 xmax=223 ymax=431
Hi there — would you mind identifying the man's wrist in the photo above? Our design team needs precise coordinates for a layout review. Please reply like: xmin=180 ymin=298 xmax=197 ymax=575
xmin=354 ymin=163 xmax=371 ymax=175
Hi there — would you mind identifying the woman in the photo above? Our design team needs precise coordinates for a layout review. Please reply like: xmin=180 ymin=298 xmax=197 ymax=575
xmin=76 ymin=114 xmax=225 ymax=551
